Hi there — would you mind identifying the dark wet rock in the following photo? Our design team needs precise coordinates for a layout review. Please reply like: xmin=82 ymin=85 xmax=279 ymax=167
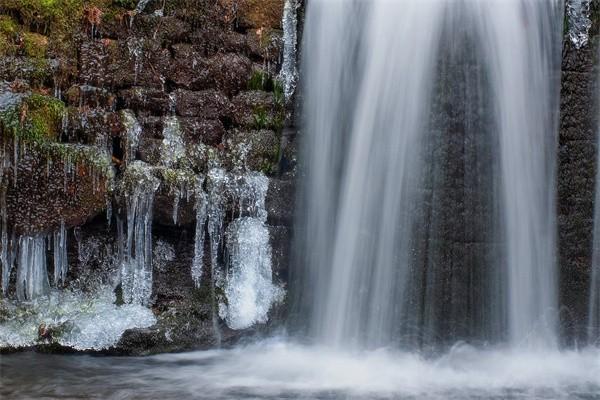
xmin=232 ymin=90 xmax=278 ymax=128
xmin=266 ymin=178 xmax=295 ymax=227
xmin=205 ymin=53 xmax=253 ymax=96
xmin=246 ymin=29 xmax=283 ymax=62
xmin=558 ymin=24 xmax=600 ymax=344
xmin=65 ymin=85 xmax=116 ymax=109
xmin=139 ymin=115 xmax=165 ymax=139
xmin=174 ymin=89 xmax=232 ymax=119
xmin=80 ymin=39 xmax=170 ymax=89
xmin=63 ymin=108 xmax=123 ymax=146
xmin=180 ymin=118 xmax=226 ymax=147
xmin=0 ymin=56 xmax=53 ymax=86
xmin=138 ymin=137 xmax=163 ymax=165
xmin=132 ymin=15 xmax=192 ymax=44
xmin=168 ymin=52 xmax=252 ymax=95
xmin=269 ymin=225 xmax=291 ymax=276
xmin=79 ymin=41 xmax=113 ymax=87
xmin=224 ymin=128 xmax=280 ymax=172
xmin=118 ymin=87 xmax=171 ymax=115
xmin=1 ymin=140 xmax=112 ymax=236
xmin=168 ymin=44 xmax=207 ymax=90
xmin=110 ymin=39 xmax=170 ymax=89
xmin=236 ymin=0 xmax=284 ymax=30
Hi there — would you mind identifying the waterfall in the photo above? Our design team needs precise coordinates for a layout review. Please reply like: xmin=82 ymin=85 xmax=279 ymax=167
xmin=473 ymin=1 xmax=562 ymax=348
xmin=297 ymin=0 xmax=562 ymax=349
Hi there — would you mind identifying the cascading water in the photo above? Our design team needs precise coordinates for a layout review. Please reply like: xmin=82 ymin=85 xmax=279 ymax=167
xmin=296 ymin=0 xmax=563 ymax=350
xmin=473 ymin=1 xmax=563 ymax=348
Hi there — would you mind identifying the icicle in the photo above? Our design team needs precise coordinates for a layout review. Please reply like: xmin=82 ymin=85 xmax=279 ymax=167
xmin=168 ymin=92 xmax=177 ymax=114
xmin=106 ymin=199 xmax=113 ymax=226
xmin=160 ymin=116 xmax=185 ymax=167
xmin=120 ymin=110 xmax=142 ymax=163
xmin=127 ymin=38 xmax=144 ymax=85
xmin=16 ymin=235 xmax=50 ymax=301
xmin=205 ymin=168 xmax=281 ymax=330
xmin=192 ymin=177 xmax=207 ymax=287
xmin=0 ymin=177 xmax=12 ymax=295
xmin=53 ymin=221 xmax=68 ymax=286
xmin=12 ymin=137 xmax=18 ymax=186
xmin=172 ymin=190 xmax=180 ymax=225
xmin=279 ymin=0 xmax=300 ymax=100
xmin=119 ymin=162 xmax=159 ymax=306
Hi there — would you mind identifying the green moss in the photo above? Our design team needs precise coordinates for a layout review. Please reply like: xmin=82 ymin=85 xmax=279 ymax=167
xmin=0 ymin=33 xmax=13 ymax=56
xmin=248 ymin=70 xmax=284 ymax=93
xmin=252 ymin=107 xmax=270 ymax=129
xmin=22 ymin=32 xmax=49 ymax=58
xmin=0 ymin=94 xmax=65 ymax=145
xmin=0 ymin=15 xmax=17 ymax=35
xmin=273 ymin=79 xmax=284 ymax=107
xmin=252 ymin=105 xmax=284 ymax=131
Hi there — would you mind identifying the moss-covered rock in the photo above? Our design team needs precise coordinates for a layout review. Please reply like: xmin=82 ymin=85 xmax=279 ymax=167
xmin=0 ymin=93 xmax=65 ymax=141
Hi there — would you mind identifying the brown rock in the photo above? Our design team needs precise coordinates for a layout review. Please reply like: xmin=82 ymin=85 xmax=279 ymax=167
xmin=173 ymin=89 xmax=232 ymax=119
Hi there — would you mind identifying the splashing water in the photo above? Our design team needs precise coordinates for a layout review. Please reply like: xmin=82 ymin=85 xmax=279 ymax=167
xmin=0 ymin=286 xmax=155 ymax=350
xmin=220 ymin=217 xmax=283 ymax=330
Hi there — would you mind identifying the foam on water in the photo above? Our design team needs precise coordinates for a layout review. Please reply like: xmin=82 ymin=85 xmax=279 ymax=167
xmin=1 ymin=340 xmax=599 ymax=399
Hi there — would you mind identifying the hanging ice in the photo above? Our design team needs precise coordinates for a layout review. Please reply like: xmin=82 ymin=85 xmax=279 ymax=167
xmin=120 ymin=110 xmax=142 ymax=163
xmin=53 ymin=221 xmax=68 ymax=286
xmin=119 ymin=162 xmax=159 ymax=306
xmin=0 ymin=286 xmax=156 ymax=350
xmin=207 ymin=170 xmax=281 ymax=330
xmin=0 ymin=174 xmax=14 ymax=295
xmin=192 ymin=177 xmax=207 ymax=287
xmin=279 ymin=0 xmax=300 ymax=100
xmin=16 ymin=236 xmax=50 ymax=301
xmin=160 ymin=116 xmax=185 ymax=168
xmin=567 ymin=0 xmax=592 ymax=49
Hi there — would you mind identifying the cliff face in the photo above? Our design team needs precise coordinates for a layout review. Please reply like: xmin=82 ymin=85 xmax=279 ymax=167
xmin=558 ymin=0 xmax=600 ymax=345
xmin=0 ymin=0 xmax=296 ymax=354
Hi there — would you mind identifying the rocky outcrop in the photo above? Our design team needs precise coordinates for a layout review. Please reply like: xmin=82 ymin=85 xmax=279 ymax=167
xmin=558 ymin=0 xmax=600 ymax=345
xmin=0 ymin=0 xmax=295 ymax=354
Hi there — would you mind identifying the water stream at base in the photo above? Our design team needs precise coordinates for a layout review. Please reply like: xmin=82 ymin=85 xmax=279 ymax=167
xmin=2 ymin=339 xmax=599 ymax=399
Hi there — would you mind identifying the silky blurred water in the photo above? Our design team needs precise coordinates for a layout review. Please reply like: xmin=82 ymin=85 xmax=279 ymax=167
xmin=2 ymin=339 xmax=600 ymax=400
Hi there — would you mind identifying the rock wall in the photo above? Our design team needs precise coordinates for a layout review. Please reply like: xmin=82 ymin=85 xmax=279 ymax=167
xmin=558 ymin=0 xmax=600 ymax=344
xmin=0 ymin=0 xmax=296 ymax=354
